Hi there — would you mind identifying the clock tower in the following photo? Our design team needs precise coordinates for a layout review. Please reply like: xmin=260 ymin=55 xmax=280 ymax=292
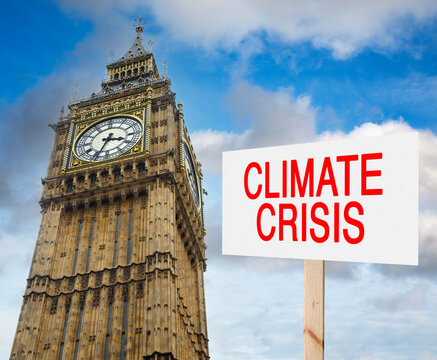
xmin=10 ymin=20 xmax=209 ymax=360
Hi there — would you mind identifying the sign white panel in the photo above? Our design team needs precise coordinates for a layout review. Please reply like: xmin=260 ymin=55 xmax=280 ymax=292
xmin=222 ymin=133 xmax=418 ymax=265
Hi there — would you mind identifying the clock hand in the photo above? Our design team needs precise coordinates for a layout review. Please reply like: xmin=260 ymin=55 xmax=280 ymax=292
xmin=107 ymin=136 xmax=124 ymax=141
xmin=101 ymin=133 xmax=115 ymax=143
xmin=187 ymin=169 xmax=196 ymax=191
xmin=94 ymin=132 xmax=114 ymax=160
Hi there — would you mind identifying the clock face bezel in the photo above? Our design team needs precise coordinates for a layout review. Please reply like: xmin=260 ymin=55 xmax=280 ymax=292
xmin=182 ymin=141 xmax=201 ymax=209
xmin=73 ymin=115 xmax=143 ymax=163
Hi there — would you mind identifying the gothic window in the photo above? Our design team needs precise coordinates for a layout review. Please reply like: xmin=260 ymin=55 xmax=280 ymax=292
xmin=138 ymin=163 xmax=146 ymax=175
xmin=72 ymin=222 xmax=83 ymax=275
xmin=66 ymin=178 xmax=75 ymax=191
xmin=114 ymin=169 xmax=123 ymax=181
xmin=85 ymin=220 xmax=95 ymax=272
xmin=113 ymin=214 xmax=120 ymax=267
xmin=104 ymin=302 xmax=113 ymax=360
xmin=127 ymin=211 xmax=132 ymax=264
xmin=58 ymin=309 xmax=70 ymax=360
xmin=120 ymin=289 xmax=128 ymax=360
xmin=73 ymin=305 xmax=85 ymax=360
xmin=90 ymin=174 xmax=98 ymax=186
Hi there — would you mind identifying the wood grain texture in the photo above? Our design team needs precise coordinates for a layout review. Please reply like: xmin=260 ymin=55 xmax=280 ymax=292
xmin=304 ymin=260 xmax=325 ymax=360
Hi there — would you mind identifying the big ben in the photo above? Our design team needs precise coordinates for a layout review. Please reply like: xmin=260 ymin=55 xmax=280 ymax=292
xmin=10 ymin=19 xmax=209 ymax=360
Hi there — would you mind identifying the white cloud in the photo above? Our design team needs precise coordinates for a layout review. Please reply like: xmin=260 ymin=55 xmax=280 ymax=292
xmin=325 ymin=270 xmax=437 ymax=359
xmin=145 ymin=0 xmax=437 ymax=58
xmin=373 ymin=283 xmax=428 ymax=311
xmin=205 ymin=262 xmax=304 ymax=360
xmin=192 ymin=81 xmax=317 ymax=174
xmin=55 ymin=0 xmax=437 ymax=58
xmin=419 ymin=130 xmax=437 ymax=208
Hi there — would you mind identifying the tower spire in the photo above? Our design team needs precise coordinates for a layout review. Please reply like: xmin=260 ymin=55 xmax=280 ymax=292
xmin=100 ymin=16 xmax=162 ymax=97
xmin=110 ymin=17 xmax=149 ymax=64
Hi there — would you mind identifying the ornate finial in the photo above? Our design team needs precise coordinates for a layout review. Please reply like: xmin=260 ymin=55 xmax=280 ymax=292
xmin=108 ymin=49 xmax=114 ymax=62
xmin=59 ymin=106 xmax=65 ymax=122
xmin=163 ymin=60 xmax=168 ymax=78
xmin=135 ymin=17 xmax=145 ymax=33
xmin=148 ymin=39 xmax=153 ymax=52
xmin=177 ymin=102 xmax=183 ymax=112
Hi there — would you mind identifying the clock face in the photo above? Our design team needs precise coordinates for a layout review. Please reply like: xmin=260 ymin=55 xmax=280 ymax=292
xmin=74 ymin=116 xmax=142 ymax=162
xmin=183 ymin=143 xmax=200 ymax=208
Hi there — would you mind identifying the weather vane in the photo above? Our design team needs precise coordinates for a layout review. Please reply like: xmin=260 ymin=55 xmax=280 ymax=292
xmin=148 ymin=39 xmax=153 ymax=52
xmin=134 ymin=17 xmax=145 ymax=33
xmin=109 ymin=49 xmax=114 ymax=62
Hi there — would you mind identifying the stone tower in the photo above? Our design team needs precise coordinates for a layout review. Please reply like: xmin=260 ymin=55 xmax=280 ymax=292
xmin=10 ymin=20 xmax=209 ymax=360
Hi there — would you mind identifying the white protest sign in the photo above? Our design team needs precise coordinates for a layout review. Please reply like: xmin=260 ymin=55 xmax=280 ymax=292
xmin=222 ymin=133 xmax=418 ymax=265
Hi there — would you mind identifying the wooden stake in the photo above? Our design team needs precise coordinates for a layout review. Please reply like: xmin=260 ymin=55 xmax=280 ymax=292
xmin=304 ymin=260 xmax=325 ymax=360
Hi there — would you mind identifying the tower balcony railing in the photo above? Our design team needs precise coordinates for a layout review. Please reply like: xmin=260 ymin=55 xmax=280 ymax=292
xmin=43 ymin=159 xmax=150 ymax=198
xmin=70 ymin=76 xmax=168 ymax=106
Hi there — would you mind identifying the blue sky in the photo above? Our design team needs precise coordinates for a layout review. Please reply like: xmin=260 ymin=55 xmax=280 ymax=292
xmin=1 ymin=1 xmax=437 ymax=359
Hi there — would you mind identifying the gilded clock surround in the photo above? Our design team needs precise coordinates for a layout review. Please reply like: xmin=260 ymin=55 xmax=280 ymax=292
xmin=10 ymin=19 xmax=208 ymax=360
xmin=69 ymin=113 xmax=145 ymax=168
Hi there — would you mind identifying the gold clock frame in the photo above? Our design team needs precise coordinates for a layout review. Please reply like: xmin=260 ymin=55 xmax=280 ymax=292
xmin=181 ymin=138 xmax=202 ymax=211
xmin=66 ymin=112 xmax=145 ymax=172
xmin=177 ymin=103 xmax=204 ymax=224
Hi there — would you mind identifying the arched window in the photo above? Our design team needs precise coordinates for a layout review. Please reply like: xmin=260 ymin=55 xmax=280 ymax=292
xmin=66 ymin=178 xmax=75 ymax=191
xmin=137 ymin=163 xmax=146 ymax=175
xmin=90 ymin=174 xmax=98 ymax=186
xmin=113 ymin=168 xmax=123 ymax=181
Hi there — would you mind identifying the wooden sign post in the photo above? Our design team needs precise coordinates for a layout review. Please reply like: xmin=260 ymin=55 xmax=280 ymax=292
xmin=304 ymin=260 xmax=324 ymax=360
